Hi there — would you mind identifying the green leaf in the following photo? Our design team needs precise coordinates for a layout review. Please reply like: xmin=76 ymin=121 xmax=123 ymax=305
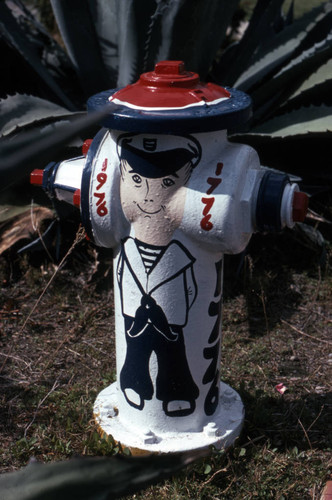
xmin=204 ymin=463 xmax=212 ymax=474
xmin=0 ymin=2 xmax=77 ymax=110
xmin=249 ymin=105 xmax=332 ymax=137
xmin=0 ymin=94 xmax=81 ymax=138
xmin=217 ymin=0 xmax=286 ymax=85
xmin=0 ymin=450 xmax=207 ymax=500
xmin=50 ymin=0 xmax=118 ymax=94
xmin=166 ymin=0 xmax=240 ymax=79
xmin=234 ymin=1 xmax=332 ymax=91
xmin=251 ymin=34 xmax=332 ymax=121
xmin=281 ymin=58 xmax=332 ymax=108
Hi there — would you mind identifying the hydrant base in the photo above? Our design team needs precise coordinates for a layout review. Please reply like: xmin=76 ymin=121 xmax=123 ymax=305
xmin=93 ymin=382 xmax=244 ymax=454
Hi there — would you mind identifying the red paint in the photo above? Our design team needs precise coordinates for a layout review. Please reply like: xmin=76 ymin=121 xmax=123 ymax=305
xmin=82 ymin=139 xmax=93 ymax=157
xmin=30 ymin=169 xmax=44 ymax=186
xmin=215 ymin=162 xmax=223 ymax=176
xmin=109 ymin=60 xmax=230 ymax=109
xmin=94 ymin=190 xmax=108 ymax=216
xmin=206 ymin=177 xmax=221 ymax=195
xmin=96 ymin=172 xmax=107 ymax=190
xmin=201 ymin=197 xmax=215 ymax=231
xmin=97 ymin=202 xmax=108 ymax=217
xmin=94 ymin=192 xmax=106 ymax=205
xmin=292 ymin=191 xmax=308 ymax=222
xmin=200 ymin=161 xmax=224 ymax=231
xmin=200 ymin=214 xmax=213 ymax=231
xmin=202 ymin=197 xmax=215 ymax=216
xmin=73 ymin=189 xmax=81 ymax=208
xmin=93 ymin=160 xmax=109 ymax=217
xmin=101 ymin=158 xmax=108 ymax=172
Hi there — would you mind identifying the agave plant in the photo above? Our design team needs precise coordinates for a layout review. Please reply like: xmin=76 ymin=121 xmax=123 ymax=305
xmin=0 ymin=0 xmax=331 ymax=188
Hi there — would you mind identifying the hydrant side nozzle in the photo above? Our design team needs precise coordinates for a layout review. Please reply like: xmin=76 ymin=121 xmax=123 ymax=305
xmin=256 ymin=171 xmax=309 ymax=231
xmin=30 ymin=162 xmax=59 ymax=196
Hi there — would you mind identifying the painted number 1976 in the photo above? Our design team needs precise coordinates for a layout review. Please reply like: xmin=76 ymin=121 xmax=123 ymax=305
xmin=93 ymin=158 xmax=108 ymax=217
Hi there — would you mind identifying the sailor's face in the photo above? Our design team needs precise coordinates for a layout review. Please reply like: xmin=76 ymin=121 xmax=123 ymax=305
xmin=120 ymin=160 xmax=190 ymax=239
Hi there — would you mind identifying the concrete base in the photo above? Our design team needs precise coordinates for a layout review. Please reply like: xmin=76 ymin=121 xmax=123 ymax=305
xmin=93 ymin=382 xmax=244 ymax=454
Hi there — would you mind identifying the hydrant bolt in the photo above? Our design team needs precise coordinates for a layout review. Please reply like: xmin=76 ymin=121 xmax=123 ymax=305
xmin=204 ymin=422 xmax=220 ymax=437
xmin=142 ymin=429 xmax=157 ymax=445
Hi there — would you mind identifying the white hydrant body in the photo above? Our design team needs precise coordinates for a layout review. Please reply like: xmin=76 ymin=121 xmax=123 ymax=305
xmin=31 ymin=61 xmax=308 ymax=454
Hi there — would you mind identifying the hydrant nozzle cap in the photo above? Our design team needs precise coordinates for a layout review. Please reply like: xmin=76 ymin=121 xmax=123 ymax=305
xmin=292 ymin=191 xmax=309 ymax=222
xmin=30 ymin=169 xmax=44 ymax=186
xmin=73 ymin=189 xmax=81 ymax=208
xmin=82 ymin=139 xmax=93 ymax=157
xmin=109 ymin=60 xmax=230 ymax=110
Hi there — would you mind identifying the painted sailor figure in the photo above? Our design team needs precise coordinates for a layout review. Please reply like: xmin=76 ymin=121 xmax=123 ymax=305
xmin=116 ymin=133 xmax=202 ymax=417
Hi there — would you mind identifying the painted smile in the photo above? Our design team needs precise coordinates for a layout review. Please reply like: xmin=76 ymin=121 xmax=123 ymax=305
xmin=137 ymin=204 xmax=161 ymax=215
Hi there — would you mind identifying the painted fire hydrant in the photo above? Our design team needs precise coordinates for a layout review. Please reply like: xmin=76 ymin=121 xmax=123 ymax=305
xmin=31 ymin=61 xmax=308 ymax=454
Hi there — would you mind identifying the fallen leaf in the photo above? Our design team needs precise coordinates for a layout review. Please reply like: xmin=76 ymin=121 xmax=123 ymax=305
xmin=0 ymin=207 xmax=55 ymax=255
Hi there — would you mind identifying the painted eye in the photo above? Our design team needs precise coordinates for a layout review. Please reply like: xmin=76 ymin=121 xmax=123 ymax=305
xmin=162 ymin=178 xmax=175 ymax=188
xmin=132 ymin=174 xmax=142 ymax=184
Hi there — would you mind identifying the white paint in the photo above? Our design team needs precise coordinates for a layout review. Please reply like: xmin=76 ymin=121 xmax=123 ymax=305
xmin=108 ymin=95 xmax=230 ymax=111
xmin=94 ymin=382 xmax=244 ymax=453
xmin=53 ymin=157 xmax=84 ymax=204
xmin=281 ymin=183 xmax=299 ymax=228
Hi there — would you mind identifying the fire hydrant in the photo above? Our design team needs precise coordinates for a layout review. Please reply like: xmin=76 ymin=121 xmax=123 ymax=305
xmin=31 ymin=61 xmax=308 ymax=454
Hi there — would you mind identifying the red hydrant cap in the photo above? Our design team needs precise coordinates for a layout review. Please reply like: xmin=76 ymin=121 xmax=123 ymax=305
xmin=88 ymin=60 xmax=252 ymax=133
xmin=109 ymin=60 xmax=230 ymax=110
xmin=292 ymin=191 xmax=309 ymax=222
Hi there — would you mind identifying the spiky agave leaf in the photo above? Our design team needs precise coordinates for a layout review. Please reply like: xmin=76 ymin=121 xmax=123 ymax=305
xmin=248 ymin=104 xmax=332 ymax=137
xmin=0 ymin=450 xmax=207 ymax=500
xmin=232 ymin=1 xmax=332 ymax=92
xmin=281 ymin=58 xmax=332 ymax=110
xmin=50 ymin=0 xmax=119 ymax=96
xmin=250 ymin=32 xmax=332 ymax=121
xmin=161 ymin=0 xmax=240 ymax=79
xmin=0 ymin=0 xmax=81 ymax=110
xmin=226 ymin=1 xmax=332 ymax=186
xmin=234 ymin=104 xmax=332 ymax=183
xmin=214 ymin=0 xmax=287 ymax=86
xmin=0 ymin=94 xmax=84 ymax=138
xmin=116 ymin=0 xmax=165 ymax=87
